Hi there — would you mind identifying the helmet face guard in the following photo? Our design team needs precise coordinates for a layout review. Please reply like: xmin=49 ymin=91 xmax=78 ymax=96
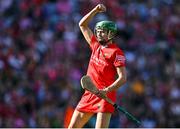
xmin=94 ymin=21 xmax=118 ymax=41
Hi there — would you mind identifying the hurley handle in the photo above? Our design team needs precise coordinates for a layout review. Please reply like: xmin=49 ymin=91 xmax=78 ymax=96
xmin=102 ymin=95 xmax=141 ymax=126
xmin=113 ymin=104 xmax=141 ymax=126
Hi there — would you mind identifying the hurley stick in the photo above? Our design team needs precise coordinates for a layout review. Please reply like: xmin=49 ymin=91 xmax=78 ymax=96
xmin=81 ymin=75 xmax=141 ymax=126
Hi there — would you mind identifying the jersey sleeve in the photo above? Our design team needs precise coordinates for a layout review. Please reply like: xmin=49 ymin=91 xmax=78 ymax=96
xmin=90 ymin=35 xmax=99 ymax=51
xmin=113 ymin=50 xmax=126 ymax=67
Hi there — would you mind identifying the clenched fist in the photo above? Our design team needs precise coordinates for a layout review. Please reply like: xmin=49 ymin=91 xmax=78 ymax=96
xmin=95 ymin=4 xmax=106 ymax=13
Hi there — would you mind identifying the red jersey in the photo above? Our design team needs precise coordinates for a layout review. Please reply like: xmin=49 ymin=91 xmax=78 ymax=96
xmin=76 ymin=35 xmax=126 ymax=113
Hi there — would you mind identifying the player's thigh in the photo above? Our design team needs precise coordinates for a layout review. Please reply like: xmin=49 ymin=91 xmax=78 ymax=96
xmin=68 ymin=109 xmax=94 ymax=128
xmin=95 ymin=112 xmax=112 ymax=128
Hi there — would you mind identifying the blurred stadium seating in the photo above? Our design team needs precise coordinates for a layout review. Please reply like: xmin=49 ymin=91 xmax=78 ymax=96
xmin=0 ymin=0 xmax=179 ymax=127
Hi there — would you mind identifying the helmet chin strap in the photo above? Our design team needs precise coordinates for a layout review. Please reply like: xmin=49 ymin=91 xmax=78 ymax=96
xmin=99 ymin=40 xmax=108 ymax=46
xmin=98 ymin=35 xmax=114 ymax=46
xmin=96 ymin=30 xmax=117 ymax=46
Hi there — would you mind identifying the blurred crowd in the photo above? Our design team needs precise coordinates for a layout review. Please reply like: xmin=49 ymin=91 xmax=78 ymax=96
xmin=0 ymin=0 xmax=179 ymax=128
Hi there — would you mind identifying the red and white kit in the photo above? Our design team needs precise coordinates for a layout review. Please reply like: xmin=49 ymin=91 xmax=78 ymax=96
xmin=76 ymin=35 xmax=126 ymax=113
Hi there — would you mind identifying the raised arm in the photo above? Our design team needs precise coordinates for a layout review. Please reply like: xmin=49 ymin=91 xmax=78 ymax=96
xmin=79 ymin=4 xmax=106 ymax=45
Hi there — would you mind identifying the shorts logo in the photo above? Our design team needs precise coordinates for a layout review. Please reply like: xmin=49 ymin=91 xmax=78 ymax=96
xmin=97 ymin=104 xmax=101 ymax=109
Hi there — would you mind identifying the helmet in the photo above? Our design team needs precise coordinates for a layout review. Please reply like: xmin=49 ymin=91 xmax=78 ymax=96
xmin=94 ymin=21 xmax=118 ymax=40
xmin=95 ymin=21 xmax=118 ymax=33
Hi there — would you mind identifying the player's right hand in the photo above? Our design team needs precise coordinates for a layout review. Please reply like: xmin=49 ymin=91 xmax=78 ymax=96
xmin=95 ymin=4 xmax=106 ymax=13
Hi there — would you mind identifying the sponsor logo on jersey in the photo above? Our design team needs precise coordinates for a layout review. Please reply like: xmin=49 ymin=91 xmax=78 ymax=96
xmin=115 ymin=54 xmax=125 ymax=63
xmin=91 ymin=55 xmax=106 ymax=66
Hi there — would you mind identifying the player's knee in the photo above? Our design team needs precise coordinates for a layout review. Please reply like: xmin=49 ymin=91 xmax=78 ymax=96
xmin=68 ymin=119 xmax=82 ymax=129
xmin=68 ymin=123 xmax=79 ymax=129
xmin=68 ymin=124 xmax=74 ymax=129
xmin=68 ymin=125 xmax=73 ymax=129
